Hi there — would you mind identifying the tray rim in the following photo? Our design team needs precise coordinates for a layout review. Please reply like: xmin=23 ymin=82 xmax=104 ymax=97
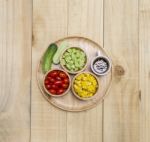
xmin=36 ymin=36 xmax=113 ymax=112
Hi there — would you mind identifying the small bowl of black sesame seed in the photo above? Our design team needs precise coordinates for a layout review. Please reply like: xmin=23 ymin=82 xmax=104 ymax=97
xmin=91 ymin=55 xmax=111 ymax=76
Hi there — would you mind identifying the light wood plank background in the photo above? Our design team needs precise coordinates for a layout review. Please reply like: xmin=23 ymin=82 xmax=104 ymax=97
xmin=0 ymin=0 xmax=150 ymax=142
xmin=0 ymin=0 xmax=32 ymax=142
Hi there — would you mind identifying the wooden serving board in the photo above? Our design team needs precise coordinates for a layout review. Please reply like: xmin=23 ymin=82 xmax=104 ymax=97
xmin=37 ymin=36 xmax=112 ymax=111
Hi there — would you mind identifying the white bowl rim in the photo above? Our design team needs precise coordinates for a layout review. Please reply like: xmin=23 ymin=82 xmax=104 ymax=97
xmin=91 ymin=55 xmax=112 ymax=76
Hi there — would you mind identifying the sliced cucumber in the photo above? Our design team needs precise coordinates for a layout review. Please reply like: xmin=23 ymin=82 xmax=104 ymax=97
xmin=53 ymin=41 xmax=69 ymax=64
xmin=61 ymin=47 xmax=86 ymax=72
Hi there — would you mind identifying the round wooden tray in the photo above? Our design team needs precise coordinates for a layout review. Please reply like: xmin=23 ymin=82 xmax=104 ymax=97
xmin=37 ymin=36 xmax=112 ymax=112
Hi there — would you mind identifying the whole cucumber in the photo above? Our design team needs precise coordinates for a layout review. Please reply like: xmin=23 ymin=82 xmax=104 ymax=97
xmin=42 ymin=43 xmax=58 ymax=73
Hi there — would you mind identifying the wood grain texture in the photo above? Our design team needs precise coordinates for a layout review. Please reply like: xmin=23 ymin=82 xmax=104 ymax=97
xmin=139 ymin=0 xmax=150 ymax=142
xmin=31 ymin=0 xmax=68 ymax=142
xmin=67 ymin=0 xmax=104 ymax=142
xmin=0 ymin=0 xmax=31 ymax=142
xmin=1 ymin=0 xmax=150 ymax=141
xmin=104 ymin=0 xmax=139 ymax=142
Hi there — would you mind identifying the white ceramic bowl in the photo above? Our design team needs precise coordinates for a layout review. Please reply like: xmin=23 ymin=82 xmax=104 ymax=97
xmin=91 ymin=56 xmax=111 ymax=76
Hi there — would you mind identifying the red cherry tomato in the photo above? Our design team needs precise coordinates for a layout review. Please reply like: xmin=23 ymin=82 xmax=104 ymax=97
xmin=63 ymin=78 xmax=69 ymax=84
xmin=49 ymin=89 xmax=56 ymax=94
xmin=59 ymin=72 xmax=67 ymax=78
xmin=44 ymin=79 xmax=49 ymax=85
xmin=50 ymin=71 xmax=58 ymax=78
xmin=47 ymin=76 xmax=55 ymax=82
xmin=56 ymin=76 xmax=61 ymax=81
xmin=51 ymin=84 xmax=58 ymax=89
xmin=47 ymin=72 xmax=52 ymax=77
xmin=57 ymin=89 xmax=64 ymax=95
xmin=45 ymin=84 xmax=51 ymax=89
xmin=45 ymin=70 xmax=70 ymax=95
xmin=54 ymin=81 xmax=63 ymax=86
xmin=62 ymin=83 xmax=69 ymax=89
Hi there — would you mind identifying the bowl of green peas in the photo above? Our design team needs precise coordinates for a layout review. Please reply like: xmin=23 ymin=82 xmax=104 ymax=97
xmin=60 ymin=47 xmax=88 ymax=74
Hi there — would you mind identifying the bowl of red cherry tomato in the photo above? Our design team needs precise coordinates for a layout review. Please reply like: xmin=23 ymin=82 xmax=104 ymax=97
xmin=43 ymin=69 xmax=71 ymax=97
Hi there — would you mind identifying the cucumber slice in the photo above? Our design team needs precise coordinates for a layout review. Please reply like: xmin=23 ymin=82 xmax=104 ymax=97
xmin=80 ymin=52 xmax=86 ymax=57
xmin=64 ymin=52 xmax=70 ymax=57
xmin=78 ymin=66 xmax=83 ymax=70
xmin=71 ymin=53 xmax=76 ymax=59
xmin=79 ymin=59 xmax=85 ymax=63
xmin=75 ymin=61 xmax=79 ymax=67
xmin=76 ymin=62 xmax=80 ymax=67
xmin=71 ymin=65 xmax=75 ymax=69
xmin=61 ymin=47 xmax=87 ymax=72
xmin=53 ymin=41 xmax=69 ymax=64
xmin=61 ymin=59 xmax=66 ymax=65
xmin=72 ymin=48 xmax=77 ymax=53
xmin=76 ymin=52 xmax=81 ymax=58
xmin=80 ymin=62 xmax=85 ymax=67
xmin=69 ymin=60 xmax=74 ymax=65
xmin=65 ymin=56 xmax=71 ymax=61
xmin=74 ymin=68 xmax=78 ymax=71
xmin=70 ymin=69 xmax=74 ymax=72
xmin=67 ymin=49 xmax=72 ymax=53
xmin=66 ymin=64 xmax=71 ymax=70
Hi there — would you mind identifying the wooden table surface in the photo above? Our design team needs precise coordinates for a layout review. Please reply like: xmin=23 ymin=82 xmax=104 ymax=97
xmin=0 ymin=0 xmax=150 ymax=142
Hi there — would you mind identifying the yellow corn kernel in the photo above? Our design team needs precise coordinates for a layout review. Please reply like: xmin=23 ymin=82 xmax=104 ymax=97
xmin=76 ymin=75 xmax=82 ymax=80
xmin=80 ymin=74 xmax=85 ymax=78
xmin=82 ymin=77 xmax=87 ymax=81
xmin=74 ymin=84 xmax=79 ymax=90
xmin=81 ymin=90 xmax=88 ymax=97
xmin=73 ymin=73 xmax=98 ymax=98
xmin=74 ymin=80 xmax=80 ymax=84
xmin=86 ymin=74 xmax=90 ymax=77
xmin=86 ymin=93 xmax=93 ymax=97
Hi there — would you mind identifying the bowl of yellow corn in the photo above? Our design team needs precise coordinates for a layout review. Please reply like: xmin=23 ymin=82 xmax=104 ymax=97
xmin=72 ymin=72 xmax=99 ymax=100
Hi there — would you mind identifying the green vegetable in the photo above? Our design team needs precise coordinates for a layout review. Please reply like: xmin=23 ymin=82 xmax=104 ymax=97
xmin=61 ymin=59 xmax=65 ymax=65
xmin=67 ymin=49 xmax=72 ymax=53
xmin=53 ymin=41 xmax=69 ymax=64
xmin=61 ymin=47 xmax=86 ymax=72
xmin=42 ymin=43 xmax=58 ymax=73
